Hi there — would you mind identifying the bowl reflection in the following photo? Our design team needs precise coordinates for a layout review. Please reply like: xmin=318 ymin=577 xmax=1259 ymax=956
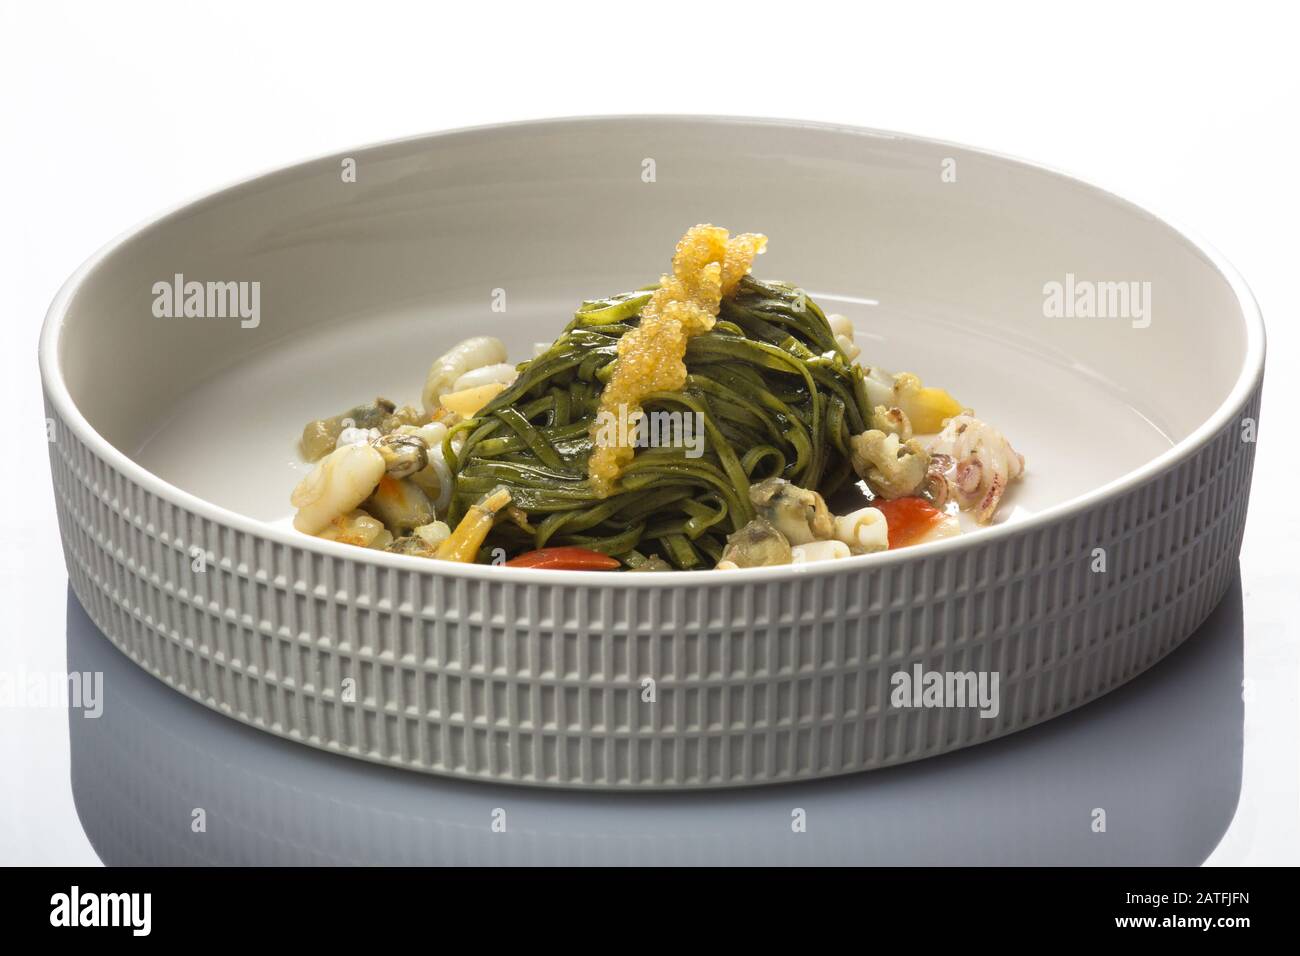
xmin=67 ymin=575 xmax=1243 ymax=865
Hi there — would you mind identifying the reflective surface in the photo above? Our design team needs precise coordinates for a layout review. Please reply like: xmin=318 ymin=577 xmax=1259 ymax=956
xmin=67 ymin=578 xmax=1243 ymax=866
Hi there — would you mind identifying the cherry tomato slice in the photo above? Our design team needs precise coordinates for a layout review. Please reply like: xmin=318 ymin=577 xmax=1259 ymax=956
xmin=871 ymin=497 xmax=949 ymax=549
xmin=504 ymin=547 xmax=622 ymax=571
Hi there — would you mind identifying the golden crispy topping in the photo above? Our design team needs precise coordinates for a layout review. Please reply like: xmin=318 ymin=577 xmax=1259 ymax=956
xmin=587 ymin=225 xmax=766 ymax=494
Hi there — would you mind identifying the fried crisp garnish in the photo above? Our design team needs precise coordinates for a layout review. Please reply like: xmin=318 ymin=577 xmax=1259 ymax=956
xmin=587 ymin=225 xmax=767 ymax=495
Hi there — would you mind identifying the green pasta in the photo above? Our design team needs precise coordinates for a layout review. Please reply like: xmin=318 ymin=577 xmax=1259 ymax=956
xmin=445 ymin=276 xmax=872 ymax=569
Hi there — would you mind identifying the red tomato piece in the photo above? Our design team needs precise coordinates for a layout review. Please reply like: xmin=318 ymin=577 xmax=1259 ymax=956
xmin=871 ymin=497 xmax=949 ymax=549
xmin=504 ymin=547 xmax=622 ymax=571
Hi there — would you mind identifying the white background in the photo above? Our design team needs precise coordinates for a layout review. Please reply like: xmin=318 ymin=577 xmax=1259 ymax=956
xmin=1 ymin=0 xmax=1296 ymax=864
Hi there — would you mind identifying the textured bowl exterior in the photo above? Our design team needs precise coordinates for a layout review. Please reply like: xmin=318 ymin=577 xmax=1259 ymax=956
xmin=44 ymin=380 xmax=1260 ymax=789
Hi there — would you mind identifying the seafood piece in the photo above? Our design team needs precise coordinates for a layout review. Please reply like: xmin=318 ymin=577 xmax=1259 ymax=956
xmin=291 ymin=443 xmax=387 ymax=535
xmin=715 ymin=518 xmax=792 ymax=570
xmin=395 ymin=422 xmax=453 ymax=514
xmin=386 ymin=535 xmax=435 ymax=557
xmin=377 ymin=404 xmax=425 ymax=434
xmin=397 ymin=422 xmax=448 ymax=445
xmin=421 ymin=336 xmax=507 ymax=414
xmin=344 ymin=397 xmax=399 ymax=429
xmin=363 ymin=475 xmax=436 ymax=535
xmin=827 ymin=314 xmax=860 ymax=362
xmin=372 ymin=433 xmax=429 ymax=479
xmin=922 ymin=452 xmax=955 ymax=508
xmin=452 ymin=362 xmax=518 ymax=392
xmin=927 ymin=415 xmax=1025 ymax=524
xmin=336 ymin=425 xmax=381 ymax=449
xmin=871 ymin=405 xmax=913 ymax=441
xmin=833 ymin=506 xmax=889 ymax=553
xmin=413 ymin=520 xmax=452 ymax=551
xmin=300 ymin=398 xmax=397 ymax=461
xmin=791 ymin=539 xmax=851 ymax=563
xmin=748 ymin=477 xmax=833 ymax=545
xmin=385 ymin=520 xmax=453 ymax=558
xmin=862 ymin=368 xmax=963 ymax=435
xmin=827 ymin=313 xmax=854 ymax=339
xmin=850 ymin=430 xmax=931 ymax=500
xmin=436 ymin=486 xmax=512 ymax=562
xmin=301 ymin=421 xmax=341 ymax=461
xmin=316 ymin=509 xmax=392 ymax=549
xmin=439 ymin=382 xmax=507 ymax=417
xmin=862 ymin=366 xmax=896 ymax=412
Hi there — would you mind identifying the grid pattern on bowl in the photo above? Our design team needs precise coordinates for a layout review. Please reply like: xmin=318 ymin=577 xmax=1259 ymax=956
xmin=46 ymin=386 xmax=1259 ymax=789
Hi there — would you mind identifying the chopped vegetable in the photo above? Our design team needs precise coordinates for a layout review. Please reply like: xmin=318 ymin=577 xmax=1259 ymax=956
xmin=863 ymin=369 xmax=964 ymax=435
xmin=505 ymin=547 xmax=621 ymax=570
xmin=436 ymin=486 xmax=512 ymax=562
xmin=871 ymin=497 xmax=958 ymax=549
xmin=439 ymin=382 xmax=507 ymax=417
xmin=891 ymin=372 xmax=964 ymax=434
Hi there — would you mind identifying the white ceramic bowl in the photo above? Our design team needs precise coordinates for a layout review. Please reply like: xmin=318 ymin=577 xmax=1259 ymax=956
xmin=41 ymin=116 xmax=1264 ymax=789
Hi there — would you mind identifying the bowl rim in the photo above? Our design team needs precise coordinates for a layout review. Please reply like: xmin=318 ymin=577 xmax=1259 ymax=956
xmin=38 ymin=114 xmax=1267 ymax=587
